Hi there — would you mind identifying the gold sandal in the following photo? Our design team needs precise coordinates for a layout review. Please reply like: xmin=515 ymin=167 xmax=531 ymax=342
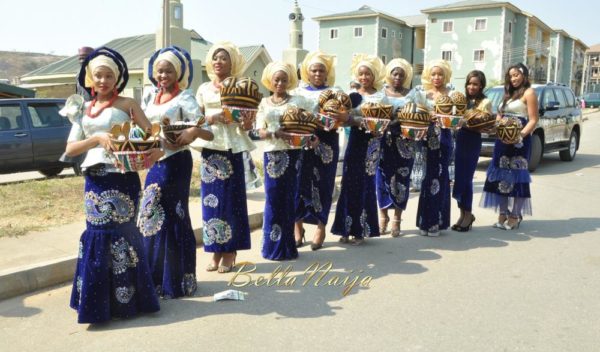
xmin=390 ymin=219 xmax=402 ymax=238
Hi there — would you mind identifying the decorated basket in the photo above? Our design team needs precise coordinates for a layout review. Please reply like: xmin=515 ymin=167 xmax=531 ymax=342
xmin=450 ymin=91 xmax=467 ymax=116
xmin=434 ymin=95 xmax=454 ymax=115
xmin=162 ymin=122 xmax=198 ymax=144
xmin=361 ymin=118 xmax=391 ymax=134
xmin=112 ymin=150 xmax=154 ymax=172
xmin=280 ymin=106 xmax=320 ymax=134
xmin=222 ymin=105 xmax=258 ymax=124
xmin=464 ymin=109 xmax=495 ymax=132
xmin=318 ymin=90 xmax=352 ymax=131
xmin=360 ymin=102 xmax=393 ymax=120
xmin=220 ymin=76 xmax=263 ymax=109
xmin=496 ymin=116 xmax=523 ymax=144
xmin=397 ymin=102 xmax=431 ymax=128
xmin=110 ymin=121 xmax=161 ymax=152
xmin=400 ymin=127 xmax=427 ymax=141
xmin=287 ymin=132 xmax=314 ymax=149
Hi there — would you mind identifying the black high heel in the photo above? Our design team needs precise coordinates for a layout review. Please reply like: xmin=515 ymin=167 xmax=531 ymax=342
xmin=295 ymin=229 xmax=305 ymax=248
xmin=454 ymin=215 xmax=476 ymax=232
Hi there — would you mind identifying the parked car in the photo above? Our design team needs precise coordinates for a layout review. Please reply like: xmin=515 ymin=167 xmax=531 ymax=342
xmin=481 ymin=83 xmax=583 ymax=171
xmin=0 ymin=98 xmax=77 ymax=177
xmin=582 ymin=92 xmax=600 ymax=108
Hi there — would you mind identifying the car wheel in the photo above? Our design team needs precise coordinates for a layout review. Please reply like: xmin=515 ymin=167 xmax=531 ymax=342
xmin=559 ymin=131 xmax=579 ymax=161
xmin=39 ymin=167 xmax=64 ymax=177
xmin=528 ymin=134 xmax=543 ymax=172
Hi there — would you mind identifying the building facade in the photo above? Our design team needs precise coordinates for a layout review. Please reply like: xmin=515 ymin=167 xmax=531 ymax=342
xmin=583 ymin=44 xmax=600 ymax=94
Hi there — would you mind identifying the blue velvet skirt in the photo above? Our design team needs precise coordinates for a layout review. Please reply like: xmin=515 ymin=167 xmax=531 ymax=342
xmin=296 ymin=129 xmax=339 ymax=225
xmin=331 ymin=127 xmax=381 ymax=239
xmin=376 ymin=125 xmax=415 ymax=210
xmin=70 ymin=165 xmax=160 ymax=324
xmin=416 ymin=126 xmax=452 ymax=232
xmin=480 ymin=118 xmax=532 ymax=215
xmin=141 ymin=150 xmax=197 ymax=299
xmin=200 ymin=149 xmax=251 ymax=253
xmin=262 ymin=149 xmax=300 ymax=260
xmin=452 ymin=128 xmax=482 ymax=211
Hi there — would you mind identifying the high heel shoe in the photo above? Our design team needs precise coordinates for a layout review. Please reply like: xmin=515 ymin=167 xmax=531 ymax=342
xmin=503 ymin=216 xmax=522 ymax=230
xmin=454 ymin=215 xmax=475 ymax=232
xmin=379 ymin=216 xmax=390 ymax=235
xmin=311 ymin=231 xmax=325 ymax=251
xmin=493 ymin=214 xmax=508 ymax=229
xmin=218 ymin=251 xmax=237 ymax=273
xmin=390 ymin=219 xmax=402 ymax=237
xmin=295 ymin=229 xmax=305 ymax=248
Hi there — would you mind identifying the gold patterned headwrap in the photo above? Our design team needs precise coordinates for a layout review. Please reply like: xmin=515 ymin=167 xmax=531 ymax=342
xmin=300 ymin=51 xmax=336 ymax=87
xmin=421 ymin=59 xmax=452 ymax=90
xmin=385 ymin=58 xmax=413 ymax=89
xmin=351 ymin=54 xmax=386 ymax=91
xmin=84 ymin=55 xmax=120 ymax=88
xmin=153 ymin=51 xmax=191 ymax=89
xmin=261 ymin=61 xmax=298 ymax=92
xmin=205 ymin=41 xmax=246 ymax=81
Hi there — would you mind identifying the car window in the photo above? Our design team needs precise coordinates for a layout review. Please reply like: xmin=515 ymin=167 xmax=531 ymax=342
xmin=562 ymin=88 xmax=575 ymax=107
xmin=484 ymin=87 xmax=504 ymax=114
xmin=0 ymin=104 xmax=24 ymax=131
xmin=554 ymin=88 xmax=567 ymax=108
xmin=27 ymin=103 xmax=68 ymax=128
xmin=542 ymin=88 xmax=556 ymax=108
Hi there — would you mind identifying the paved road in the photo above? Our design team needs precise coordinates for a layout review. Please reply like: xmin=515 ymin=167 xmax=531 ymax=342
xmin=1 ymin=113 xmax=599 ymax=351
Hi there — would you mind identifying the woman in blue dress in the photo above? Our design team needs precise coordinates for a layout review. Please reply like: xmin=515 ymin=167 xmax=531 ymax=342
xmin=292 ymin=51 xmax=348 ymax=250
xmin=480 ymin=63 xmax=538 ymax=230
xmin=256 ymin=62 xmax=307 ymax=260
xmin=140 ymin=46 xmax=213 ymax=298
xmin=451 ymin=70 xmax=492 ymax=232
xmin=331 ymin=54 xmax=386 ymax=245
xmin=194 ymin=42 xmax=255 ymax=273
xmin=376 ymin=58 xmax=414 ymax=237
xmin=408 ymin=60 xmax=454 ymax=237
xmin=64 ymin=47 xmax=160 ymax=323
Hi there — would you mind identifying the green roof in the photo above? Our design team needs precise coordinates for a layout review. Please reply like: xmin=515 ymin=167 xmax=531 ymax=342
xmin=0 ymin=82 xmax=35 ymax=98
xmin=313 ymin=5 xmax=407 ymax=26
xmin=23 ymin=33 xmax=266 ymax=78
xmin=422 ymin=0 xmax=521 ymax=14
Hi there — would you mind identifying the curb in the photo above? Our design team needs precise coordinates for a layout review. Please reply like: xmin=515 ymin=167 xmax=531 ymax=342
xmin=0 ymin=212 xmax=265 ymax=301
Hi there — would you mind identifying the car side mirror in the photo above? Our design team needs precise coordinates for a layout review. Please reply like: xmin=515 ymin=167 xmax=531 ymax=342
xmin=545 ymin=101 xmax=559 ymax=111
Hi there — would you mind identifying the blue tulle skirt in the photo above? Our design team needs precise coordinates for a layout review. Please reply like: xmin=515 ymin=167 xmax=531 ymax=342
xmin=376 ymin=125 xmax=415 ymax=210
xmin=296 ymin=129 xmax=339 ymax=225
xmin=141 ymin=150 xmax=197 ymax=299
xmin=416 ymin=126 xmax=452 ymax=232
xmin=331 ymin=127 xmax=380 ymax=239
xmin=262 ymin=149 xmax=300 ymax=260
xmin=452 ymin=128 xmax=482 ymax=211
xmin=200 ymin=149 xmax=251 ymax=252
xmin=70 ymin=165 xmax=160 ymax=324
xmin=480 ymin=119 xmax=532 ymax=216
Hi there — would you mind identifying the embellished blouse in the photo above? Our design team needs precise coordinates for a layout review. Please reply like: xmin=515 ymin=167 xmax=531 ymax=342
xmin=192 ymin=82 xmax=255 ymax=153
xmin=407 ymin=84 xmax=456 ymax=111
xmin=142 ymin=89 xmax=202 ymax=159
xmin=255 ymin=95 xmax=309 ymax=152
xmin=67 ymin=106 xmax=131 ymax=172
xmin=290 ymin=85 xmax=343 ymax=115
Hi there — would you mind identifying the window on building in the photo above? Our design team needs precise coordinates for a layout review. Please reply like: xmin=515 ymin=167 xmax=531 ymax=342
xmin=442 ymin=50 xmax=452 ymax=61
xmin=442 ymin=21 xmax=453 ymax=33
xmin=381 ymin=55 xmax=387 ymax=64
xmin=299 ymin=34 xmax=303 ymax=45
xmin=354 ymin=27 xmax=363 ymax=38
xmin=381 ymin=28 xmax=388 ymax=38
xmin=475 ymin=18 xmax=487 ymax=31
xmin=508 ymin=22 xmax=512 ymax=33
xmin=398 ymin=32 xmax=403 ymax=39
xmin=391 ymin=30 xmax=395 ymax=38
xmin=330 ymin=29 xmax=338 ymax=39
xmin=473 ymin=50 xmax=485 ymax=62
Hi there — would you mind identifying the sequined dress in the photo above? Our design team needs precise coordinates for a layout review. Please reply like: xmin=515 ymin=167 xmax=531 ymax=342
xmin=292 ymin=86 xmax=341 ymax=226
xmin=67 ymin=106 xmax=159 ymax=323
xmin=376 ymin=92 xmax=414 ymax=210
xmin=139 ymin=89 xmax=201 ymax=298
xmin=194 ymin=82 xmax=253 ymax=253
xmin=256 ymin=95 xmax=307 ymax=260
xmin=331 ymin=91 xmax=385 ymax=239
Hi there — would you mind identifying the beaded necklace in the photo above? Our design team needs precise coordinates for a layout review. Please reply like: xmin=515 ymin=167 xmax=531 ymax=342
xmin=86 ymin=91 xmax=118 ymax=118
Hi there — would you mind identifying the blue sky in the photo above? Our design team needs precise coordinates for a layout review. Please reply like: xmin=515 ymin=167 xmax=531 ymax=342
xmin=1 ymin=0 xmax=597 ymax=59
